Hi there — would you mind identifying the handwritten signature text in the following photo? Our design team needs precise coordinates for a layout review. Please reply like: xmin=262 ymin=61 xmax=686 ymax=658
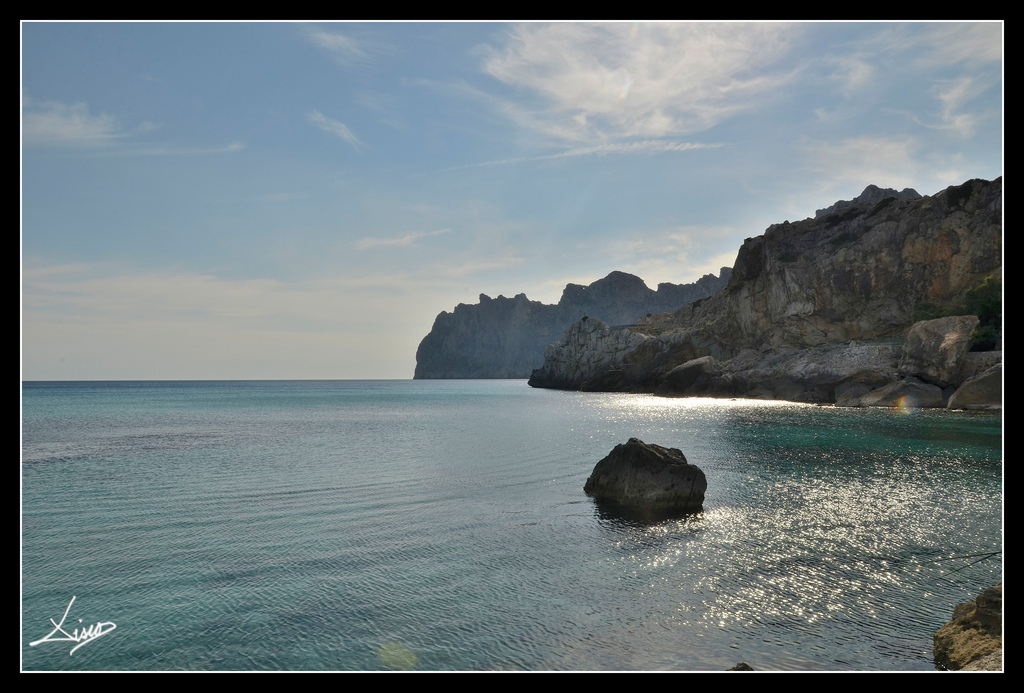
xmin=29 ymin=596 xmax=116 ymax=656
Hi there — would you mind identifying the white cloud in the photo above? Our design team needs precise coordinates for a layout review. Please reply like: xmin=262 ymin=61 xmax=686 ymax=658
xmin=597 ymin=225 xmax=739 ymax=287
xmin=805 ymin=135 xmax=919 ymax=190
xmin=109 ymin=141 xmax=246 ymax=157
xmin=22 ymin=95 xmax=245 ymax=155
xmin=306 ymin=28 xmax=367 ymax=64
xmin=928 ymin=76 xmax=991 ymax=137
xmin=480 ymin=22 xmax=800 ymax=143
xmin=307 ymin=110 xmax=369 ymax=152
xmin=354 ymin=228 xmax=452 ymax=250
xmin=911 ymin=22 xmax=1002 ymax=68
xmin=439 ymin=139 xmax=723 ymax=172
xmin=22 ymin=96 xmax=122 ymax=146
xmin=826 ymin=56 xmax=875 ymax=97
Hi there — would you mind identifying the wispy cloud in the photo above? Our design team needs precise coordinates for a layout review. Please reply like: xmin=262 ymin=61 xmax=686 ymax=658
xmin=439 ymin=139 xmax=723 ymax=172
xmin=354 ymin=228 xmax=452 ymax=250
xmin=307 ymin=110 xmax=369 ymax=152
xmin=597 ymin=225 xmax=739 ymax=285
xmin=927 ymin=76 xmax=991 ymax=137
xmin=22 ymin=95 xmax=244 ymax=155
xmin=805 ymin=135 xmax=919 ymax=189
xmin=306 ymin=28 xmax=367 ymax=65
xmin=911 ymin=22 xmax=1002 ymax=68
xmin=480 ymin=22 xmax=800 ymax=143
xmin=108 ymin=142 xmax=246 ymax=157
xmin=825 ymin=55 xmax=876 ymax=98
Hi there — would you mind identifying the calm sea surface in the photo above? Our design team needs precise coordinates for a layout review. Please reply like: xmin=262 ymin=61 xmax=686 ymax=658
xmin=21 ymin=380 xmax=1002 ymax=671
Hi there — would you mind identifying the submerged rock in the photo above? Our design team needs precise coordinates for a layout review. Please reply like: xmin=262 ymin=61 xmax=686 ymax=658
xmin=934 ymin=582 xmax=1002 ymax=671
xmin=584 ymin=438 xmax=706 ymax=518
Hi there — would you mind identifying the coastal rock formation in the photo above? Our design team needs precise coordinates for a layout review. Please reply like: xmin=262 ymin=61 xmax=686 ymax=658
xmin=947 ymin=363 xmax=1002 ymax=410
xmin=898 ymin=316 xmax=980 ymax=388
xmin=584 ymin=438 xmax=706 ymax=517
xmin=526 ymin=316 xmax=650 ymax=390
xmin=838 ymin=376 xmax=945 ymax=409
xmin=414 ymin=269 xmax=730 ymax=379
xmin=529 ymin=178 xmax=1002 ymax=404
xmin=414 ymin=293 xmax=559 ymax=379
xmin=934 ymin=582 xmax=1002 ymax=671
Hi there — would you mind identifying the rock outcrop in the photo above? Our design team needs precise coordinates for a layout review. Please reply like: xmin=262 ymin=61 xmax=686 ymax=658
xmin=415 ymin=269 xmax=730 ymax=379
xmin=898 ymin=315 xmax=980 ymax=388
xmin=584 ymin=438 xmax=706 ymax=518
xmin=947 ymin=363 xmax=1002 ymax=410
xmin=815 ymin=184 xmax=921 ymax=218
xmin=529 ymin=178 xmax=1002 ymax=405
xmin=934 ymin=582 xmax=1002 ymax=671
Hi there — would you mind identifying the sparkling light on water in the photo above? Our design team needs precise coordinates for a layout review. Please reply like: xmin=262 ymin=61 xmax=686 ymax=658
xmin=22 ymin=381 xmax=1002 ymax=671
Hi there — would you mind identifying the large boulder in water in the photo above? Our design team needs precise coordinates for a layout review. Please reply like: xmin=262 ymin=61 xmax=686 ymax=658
xmin=584 ymin=438 xmax=706 ymax=517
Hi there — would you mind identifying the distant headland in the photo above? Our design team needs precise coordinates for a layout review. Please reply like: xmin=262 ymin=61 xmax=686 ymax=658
xmin=414 ymin=269 xmax=731 ymax=379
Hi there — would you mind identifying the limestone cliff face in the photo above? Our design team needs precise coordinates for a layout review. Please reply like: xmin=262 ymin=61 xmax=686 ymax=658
xmin=707 ymin=177 xmax=1001 ymax=354
xmin=414 ymin=269 xmax=730 ymax=379
xmin=414 ymin=293 xmax=559 ymax=379
xmin=530 ymin=177 xmax=1002 ymax=401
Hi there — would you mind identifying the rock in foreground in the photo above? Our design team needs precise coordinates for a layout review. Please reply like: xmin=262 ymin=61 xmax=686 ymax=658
xmin=584 ymin=438 xmax=706 ymax=517
xmin=933 ymin=582 xmax=1002 ymax=671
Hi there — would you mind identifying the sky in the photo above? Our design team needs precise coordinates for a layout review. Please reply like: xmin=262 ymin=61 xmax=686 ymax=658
xmin=21 ymin=21 xmax=1003 ymax=380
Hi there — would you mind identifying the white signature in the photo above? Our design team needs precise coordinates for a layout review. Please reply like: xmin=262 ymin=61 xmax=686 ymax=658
xmin=29 ymin=596 xmax=116 ymax=656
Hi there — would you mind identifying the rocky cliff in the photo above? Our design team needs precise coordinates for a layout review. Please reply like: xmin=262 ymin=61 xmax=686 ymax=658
xmin=529 ymin=178 xmax=1002 ymax=407
xmin=814 ymin=184 xmax=921 ymax=218
xmin=414 ymin=269 xmax=731 ymax=379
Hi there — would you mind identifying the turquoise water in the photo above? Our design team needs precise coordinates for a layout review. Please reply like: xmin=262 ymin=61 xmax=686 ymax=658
xmin=21 ymin=380 xmax=1002 ymax=671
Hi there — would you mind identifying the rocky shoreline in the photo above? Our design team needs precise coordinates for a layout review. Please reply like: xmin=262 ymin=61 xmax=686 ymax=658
xmin=528 ymin=315 xmax=1001 ymax=410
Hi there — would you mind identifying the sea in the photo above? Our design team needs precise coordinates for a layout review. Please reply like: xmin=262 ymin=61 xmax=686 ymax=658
xmin=21 ymin=379 xmax=1002 ymax=672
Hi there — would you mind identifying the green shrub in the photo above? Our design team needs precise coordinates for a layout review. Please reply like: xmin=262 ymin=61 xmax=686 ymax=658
xmin=970 ymin=325 xmax=999 ymax=352
xmin=964 ymin=275 xmax=1001 ymax=327
xmin=913 ymin=302 xmax=944 ymax=322
xmin=946 ymin=180 xmax=975 ymax=208
xmin=827 ymin=231 xmax=857 ymax=247
xmin=872 ymin=196 xmax=896 ymax=214
xmin=914 ymin=275 xmax=1001 ymax=351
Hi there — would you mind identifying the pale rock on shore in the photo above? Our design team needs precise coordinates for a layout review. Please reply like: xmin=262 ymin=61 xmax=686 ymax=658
xmin=934 ymin=582 xmax=1002 ymax=671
